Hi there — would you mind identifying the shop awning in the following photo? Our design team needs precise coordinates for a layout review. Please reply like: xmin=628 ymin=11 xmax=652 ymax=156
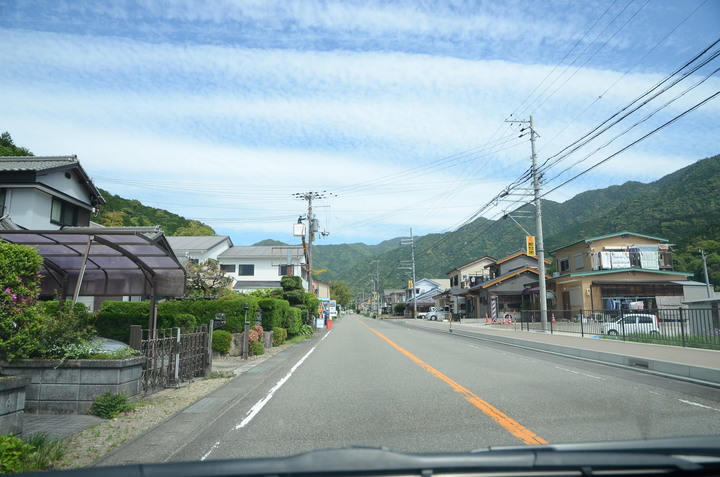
xmin=0 ymin=227 xmax=186 ymax=298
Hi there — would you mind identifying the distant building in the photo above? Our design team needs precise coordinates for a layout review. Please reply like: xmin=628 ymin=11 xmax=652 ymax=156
xmin=218 ymin=245 xmax=307 ymax=293
xmin=167 ymin=235 xmax=233 ymax=265
xmin=462 ymin=251 xmax=551 ymax=319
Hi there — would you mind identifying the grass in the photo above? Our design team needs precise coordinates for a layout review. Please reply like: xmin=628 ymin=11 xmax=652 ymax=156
xmin=286 ymin=334 xmax=312 ymax=344
xmin=0 ymin=432 xmax=67 ymax=473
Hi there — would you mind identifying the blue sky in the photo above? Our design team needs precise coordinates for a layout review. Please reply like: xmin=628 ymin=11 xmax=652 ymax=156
xmin=1 ymin=0 xmax=719 ymax=245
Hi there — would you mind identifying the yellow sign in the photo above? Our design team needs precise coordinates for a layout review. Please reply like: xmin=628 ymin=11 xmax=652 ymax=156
xmin=526 ymin=236 xmax=536 ymax=256
xmin=408 ymin=280 xmax=413 ymax=289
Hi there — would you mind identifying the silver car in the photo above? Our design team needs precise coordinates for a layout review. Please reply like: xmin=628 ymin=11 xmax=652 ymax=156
xmin=601 ymin=313 xmax=661 ymax=336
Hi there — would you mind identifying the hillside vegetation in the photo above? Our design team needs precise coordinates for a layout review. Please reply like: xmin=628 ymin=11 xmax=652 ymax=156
xmin=3 ymin=132 xmax=718 ymax=294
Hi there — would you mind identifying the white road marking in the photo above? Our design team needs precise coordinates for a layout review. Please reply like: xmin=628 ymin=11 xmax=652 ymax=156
xmin=554 ymin=366 xmax=606 ymax=380
xmin=200 ymin=330 xmax=332 ymax=461
xmin=679 ymin=399 xmax=720 ymax=412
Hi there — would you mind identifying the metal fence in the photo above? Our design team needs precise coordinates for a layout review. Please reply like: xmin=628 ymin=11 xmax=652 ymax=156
xmin=129 ymin=324 xmax=211 ymax=393
xmin=511 ymin=308 xmax=720 ymax=349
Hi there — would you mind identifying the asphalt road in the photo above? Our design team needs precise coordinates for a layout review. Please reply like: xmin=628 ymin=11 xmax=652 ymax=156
xmin=100 ymin=314 xmax=720 ymax=465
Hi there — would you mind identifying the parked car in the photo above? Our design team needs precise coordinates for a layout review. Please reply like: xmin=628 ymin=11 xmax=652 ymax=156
xmin=427 ymin=306 xmax=451 ymax=321
xmin=600 ymin=313 xmax=661 ymax=336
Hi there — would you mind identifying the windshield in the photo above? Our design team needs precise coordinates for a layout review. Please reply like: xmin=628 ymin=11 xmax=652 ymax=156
xmin=1 ymin=0 xmax=719 ymax=474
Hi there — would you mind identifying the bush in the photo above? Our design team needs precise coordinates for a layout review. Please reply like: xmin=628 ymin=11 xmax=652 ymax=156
xmin=249 ymin=340 xmax=265 ymax=356
xmin=0 ymin=434 xmax=32 ymax=473
xmin=283 ymin=307 xmax=303 ymax=336
xmin=173 ymin=313 xmax=197 ymax=331
xmin=89 ymin=391 xmax=135 ymax=419
xmin=212 ymin=330 xmax=232 ymax=354
xmin=299 ymin=324 xmax=314 ymax=337
xmin=273 ymin=327 xmax=287 ymax=346
xmin=259 ymin=298 xmax=290 ymax=330
xmin=0 ymin=433 xmax=65 ymax=473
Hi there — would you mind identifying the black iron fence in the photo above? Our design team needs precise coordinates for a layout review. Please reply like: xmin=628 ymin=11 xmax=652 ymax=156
xmin=512 ymin=308 xmax=720 ymax=349
xmin=129 ymin=324 xmax=211 ymax=393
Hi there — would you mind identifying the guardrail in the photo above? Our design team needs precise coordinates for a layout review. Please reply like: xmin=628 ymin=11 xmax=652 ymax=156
xmin=513 ymin=308 xmax=719 ymax=349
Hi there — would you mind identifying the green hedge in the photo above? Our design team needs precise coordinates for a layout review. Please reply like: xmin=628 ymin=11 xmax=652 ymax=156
xmin=283 ymin=307 xmax=303 ymax=336
xmin=273 ymin=327 xmax=287 ymax=346
xmin=258 ymin=298 xmax=289 ymax=331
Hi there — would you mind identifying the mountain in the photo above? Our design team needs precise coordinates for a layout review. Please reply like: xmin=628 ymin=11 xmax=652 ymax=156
xmin=93 ymin=188 xmax=216 ymax=236
xmin=314 ymin=154 xmax=720 ymax=294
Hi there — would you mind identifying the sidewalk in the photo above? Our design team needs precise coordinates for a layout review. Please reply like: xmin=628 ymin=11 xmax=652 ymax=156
xmin=396 ymin=318 xmax=720 ymax=387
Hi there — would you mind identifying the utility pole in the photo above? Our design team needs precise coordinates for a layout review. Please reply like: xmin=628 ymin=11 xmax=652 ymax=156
xmin=293 ymin=191 xmax=331 ymax=294
xmin=530 ymin=116 xmax=549 ymax=331
xmin=400 ymin=228 xmax=417 ymax=319
xmin=700 ymin=249 xmax=713 ymax=298
xmin=508 ymin=115 xmax=548 ymax=331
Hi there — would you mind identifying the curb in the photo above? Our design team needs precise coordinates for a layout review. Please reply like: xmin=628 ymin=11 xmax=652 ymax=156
xmin=394 ymin=321 xmax=720 ymax=389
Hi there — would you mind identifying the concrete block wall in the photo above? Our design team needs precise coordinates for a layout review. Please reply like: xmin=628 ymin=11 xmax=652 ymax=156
xmin=1 ymin=357 xmax=144 ymax=414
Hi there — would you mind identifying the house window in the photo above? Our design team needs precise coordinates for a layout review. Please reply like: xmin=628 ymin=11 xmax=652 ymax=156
xmin=220 ymin=264 xmax=235 ymax=273
xmin=0 ymin=189 xmax=5 ymax=213
xmin=559 ymin=258 xmax=570 ymax=273
xmin=238 ymin=264 xmax=254 ymax=276
xmin=50 ymin=198 xmax=78 ymax=226
xmin=279 ymin=265 xmax=293 ymax=276
xmin=574 ymin=253 xmax=584 ymax=270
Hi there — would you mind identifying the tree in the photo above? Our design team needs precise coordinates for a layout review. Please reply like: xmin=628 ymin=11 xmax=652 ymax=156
xmin=0 ymin=131 xmax=33 ymax=156
xmin=174 ymin=220 xmax=216 ymax=236
xmin=330 ymin=281 xmax=353 ymax=309
xmin=185 ymin=259 xmax=232 ymax=297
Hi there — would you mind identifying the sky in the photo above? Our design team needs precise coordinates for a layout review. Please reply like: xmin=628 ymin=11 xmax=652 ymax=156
xmin=1 ymin=0 xmax=719 ymax=246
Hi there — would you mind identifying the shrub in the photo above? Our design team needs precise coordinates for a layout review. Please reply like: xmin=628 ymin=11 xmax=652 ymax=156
xmin=173 ymin=313 xmax=197 ymax=331
xmin=273 ymin=327 xmax=287 ymax=345
xmin=259 ymin=298 xmax=290 ymax=330
xmin=89 ymin=391 xmax=135 ymax=419
xmin=299 ymin=324 xmax=314 ymax=337
xmin=212 ymin=330 xmax=232 ymax=354
xmin=283 ymin=307 xmax=303 ymax=336
xmin=0 ymin=434 xmax=32 ymax=473
xmin=249 ymin=340 xmax=265 ymax=356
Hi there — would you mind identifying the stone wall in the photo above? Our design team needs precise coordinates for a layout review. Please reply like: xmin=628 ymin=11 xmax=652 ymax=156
xmin=0 ymin=357 xmax=144 ymax=414
xmin=0 ymin=374 xmax=31 ymax=435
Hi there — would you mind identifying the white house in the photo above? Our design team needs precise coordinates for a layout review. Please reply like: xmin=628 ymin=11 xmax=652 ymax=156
xmin=0 ymin=156 xmax=104 ymax=229
xmin=167 ymin=235 xmax=233 ymax=265
xmin=218 ymin=245 xmax=307 ymax=293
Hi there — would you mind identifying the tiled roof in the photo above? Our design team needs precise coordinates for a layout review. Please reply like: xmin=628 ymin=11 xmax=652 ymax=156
xmin=0 ymin=156 xmax=105 ymax=206
xmin=0 ymin=156 xmax=79 ymax=172
xmin=167 ymin=236 xmax=232 ymax=252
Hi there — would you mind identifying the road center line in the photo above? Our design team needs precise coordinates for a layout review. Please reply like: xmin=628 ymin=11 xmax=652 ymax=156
xmin=357 ymin=318 xmax=547 ymax=445
xmin=679 ymin=399 xmax=720 ymax=412
xmin=201 ymin=330 xmax=332 ymax=461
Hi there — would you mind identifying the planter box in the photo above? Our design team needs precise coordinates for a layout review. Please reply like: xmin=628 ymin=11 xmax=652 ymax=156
xmin=0 ymin=374 xmax=31 ymax=435
xmin=0 ymin=357 xmax=144 ymax=414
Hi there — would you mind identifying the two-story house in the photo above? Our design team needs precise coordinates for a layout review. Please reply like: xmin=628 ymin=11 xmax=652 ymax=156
xmin=548 ymin=231 xmax=694 ymax=318
xmin=0 ymin=156 xmax=104 ymax=229
xmin=463 ymin=251 xmax=551 ymax=319
xmin=445 ymin=256 xmax=495 ymax=318
xmin=218 ymin=245 xmax=307 ymax=293
xmin=404 ymin=278 xmax=450 ymax=317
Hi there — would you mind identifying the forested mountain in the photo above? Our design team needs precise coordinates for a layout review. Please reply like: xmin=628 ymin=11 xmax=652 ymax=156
xmin=3 ymin=132 xmax=718 ymax=294
xmin=314 ymin=154 xmax=720 ymax=294
xmin=93 ymin=189 xmax=216 ymax=236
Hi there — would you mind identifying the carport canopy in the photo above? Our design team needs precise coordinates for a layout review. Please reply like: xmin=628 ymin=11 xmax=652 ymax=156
xmin=0 ymin=226 xmax=186 ymax=299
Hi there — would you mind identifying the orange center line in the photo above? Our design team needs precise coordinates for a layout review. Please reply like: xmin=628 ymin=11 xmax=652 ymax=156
xmin=357 ymin=318 xmax=548 ymax=446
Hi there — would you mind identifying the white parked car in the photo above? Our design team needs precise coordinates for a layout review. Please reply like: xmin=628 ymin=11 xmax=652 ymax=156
xmin=601 ymin=313 xmax=661 ymax=336
xmin=427 ymin=306 xmax=451 ymax=321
